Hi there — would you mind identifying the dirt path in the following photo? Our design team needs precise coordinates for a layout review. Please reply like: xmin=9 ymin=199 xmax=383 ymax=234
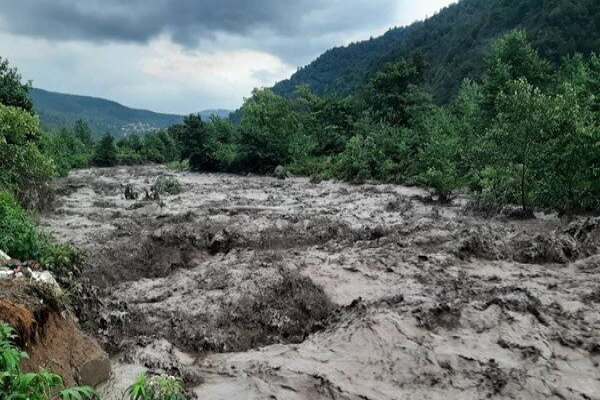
xmin=42 ymin=166 xmax=600 ymax=400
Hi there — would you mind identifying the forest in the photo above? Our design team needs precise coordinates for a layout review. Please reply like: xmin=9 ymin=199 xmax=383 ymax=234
xmin=274 ymin=0 xmax=600 ymax=103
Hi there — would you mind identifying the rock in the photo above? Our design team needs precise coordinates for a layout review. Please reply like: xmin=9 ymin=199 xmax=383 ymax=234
xmin=77 ymin=355 xmax=111 ymax=387
xmin=34 ymin=270 xmax=59 ymax=286
xmin=0 ymin=267 xmax=63 ymax=297
xmin=0 ymin=249 xmax=10 ymax=261
xmin=273 ymin=165 xmax=288 ymax=180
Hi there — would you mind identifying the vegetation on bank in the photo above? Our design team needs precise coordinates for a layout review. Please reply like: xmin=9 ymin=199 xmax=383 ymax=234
xmin=167 ymin=31 xmax=599 ymax=215
xmin=0 ymin=323 xmax=97 ymax=400
xmin=6 ymin=31 xmax=597 ymax=217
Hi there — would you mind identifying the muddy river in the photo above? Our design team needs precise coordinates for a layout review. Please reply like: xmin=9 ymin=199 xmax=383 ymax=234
xmin=42 ymin=166 xmax=600 ymax=400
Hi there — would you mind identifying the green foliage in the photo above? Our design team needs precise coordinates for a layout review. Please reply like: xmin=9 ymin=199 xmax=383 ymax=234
xmin=415 ymin=108 xmax=464 ymax=202
xmin=0 ymin=324 xmax=97 ymax=400
xmin=0 ymin=104 xmax=56 ymax=206
xmin=40 ymin=128 xmax=91 ymax=176
xmin=273 ymin=0 xmax=600 ymax=103
xmin=366 ymin=58 xmax=430 ymax=126
xmin=127 ymin=374 xmax=186 ymax=400
xmin=151 ymin=176 xmax=183 ymax=196
xmin=92 ymin=134 xmax=118 ymax=167
xmin=0 ymin=191 xmax=41 ymax=261
xmin=166 ymin=160 xmax=190 ymax=172
xmin=483 ymin=30 xmax=552 ymax=113
xmin=238 ymin=89 xmax=308 ymax=173
xmin=332 ymin=122 xmax=410 ymax=184
xmin=0 ymin=57 xmax=33 ymax=112
xmin=0 ymin=191 xmax=81 ymax=273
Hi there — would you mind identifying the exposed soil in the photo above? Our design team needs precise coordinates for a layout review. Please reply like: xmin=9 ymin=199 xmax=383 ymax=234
xmin=42 ymin=166 xmax=600 ymax=400
xmin=0 ymin=280 xmax=110 ymax=387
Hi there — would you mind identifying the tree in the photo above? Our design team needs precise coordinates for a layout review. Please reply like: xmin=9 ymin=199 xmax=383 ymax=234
xmin=169 ymin=114 xmax=209 ymax=161
xmin=0 ymin=104 xmax=54 ymax=207
xmin=0 ymin=57 xmax=33 ymax=112
xmin=92 ymin=133 xmax=118 ymax=167
xmin=366 ymin=59 xmax=431 ymax=127
xmin=239 ymin=89 xmax=306 ymax=173
xmin=416 ymin=107 xmax=464 ymax=203
xmin=73 ymin=119 xmax=94 ymax=147
xmin=535 ymin=82 xmax=600 ymax=213
xmin=482 ymin=30 xmax=552 ymax=114
xmin=487 ymin=79 xmax=550 ymax=212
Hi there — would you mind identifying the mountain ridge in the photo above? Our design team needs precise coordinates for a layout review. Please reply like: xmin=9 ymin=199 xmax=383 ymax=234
xmin=30 ymin=87 xmax=231 ymax=137
xmin=273 ymin=0 xmax=600 ymax=102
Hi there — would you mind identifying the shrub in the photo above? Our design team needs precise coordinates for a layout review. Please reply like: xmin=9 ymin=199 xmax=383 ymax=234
xmin=0 ymin=191 xmax=42 ymax=260
xmin=0 ymin=104 xmax=56 ymax=207
xmin=166 ymin=160 xmax=190 ymax=172
xmin=0 ymin=323 xmax=97 ymax=400
xmin=151 ymin=176 xmax=183 ymax=195
xmin=0 ymin=191 xmax=81 ymax=274
xmin=127 ymin=373 xmax=186 ymax=400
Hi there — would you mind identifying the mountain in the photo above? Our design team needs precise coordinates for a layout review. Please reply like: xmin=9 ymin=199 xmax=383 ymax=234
xmin=273 ymin=0 xmax=600 ymax=102
xmin=30 ymin=88 xmax=231 ymax=137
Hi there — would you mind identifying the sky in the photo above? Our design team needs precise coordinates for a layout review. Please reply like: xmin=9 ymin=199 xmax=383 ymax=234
xmin=0 ymin=0 xmax=456 ymax=114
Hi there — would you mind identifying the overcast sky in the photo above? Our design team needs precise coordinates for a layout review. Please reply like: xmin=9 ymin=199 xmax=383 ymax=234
xmin=0 ymin=1 xmax=456 ymax=114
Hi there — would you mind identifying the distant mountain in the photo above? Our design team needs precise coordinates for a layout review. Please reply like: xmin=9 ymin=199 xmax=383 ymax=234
xmin=30 ymin=88 xmax=231 ymax=137
xmin=198 ymin=109 xmax=232 ymax=121
xmin=273 ymin=0 xmax=600 ymax=102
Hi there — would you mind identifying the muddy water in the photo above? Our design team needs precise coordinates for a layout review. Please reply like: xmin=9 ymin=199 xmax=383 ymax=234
xmin=42 ymin=166 xmax=600 ymax=400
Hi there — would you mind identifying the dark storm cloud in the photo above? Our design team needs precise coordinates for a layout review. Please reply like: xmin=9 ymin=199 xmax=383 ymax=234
xmin=0 ymin=0 xmax=397 ymax=61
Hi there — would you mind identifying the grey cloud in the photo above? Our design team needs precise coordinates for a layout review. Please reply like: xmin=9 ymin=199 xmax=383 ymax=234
xmin=0 ymin=0 xmax=398 ymax=62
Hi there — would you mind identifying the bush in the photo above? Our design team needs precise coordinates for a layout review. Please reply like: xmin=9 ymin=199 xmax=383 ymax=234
xmin=0 ymin=191 xmax=81 ymax=274
xmin=0 ymin=323 xmax=96 ymax=400
xmin=166 ymin=160 xmax=189 ymax=172
xmin=151 ymin=176 xmax=183 ymax=195
xmin=127 ymin=373 xmax=186 ymax=400
xmin=332 ymin=122 xmax=409 ymax=183
xmin=0 ymin=191 xmax=41 ymax=261
xmin=0 ymin=104 xmax=56 ymax=207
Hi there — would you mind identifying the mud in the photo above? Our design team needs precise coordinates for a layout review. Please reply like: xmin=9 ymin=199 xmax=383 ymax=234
xmin=41 ymin=166 xmax=600 ymax=399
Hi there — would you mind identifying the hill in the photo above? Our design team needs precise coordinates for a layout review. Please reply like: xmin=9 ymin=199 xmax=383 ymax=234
xmin=30 ymin=88 xmax=230 ymax=137
xmin=273 ymin=0 xmax=600 ymax=102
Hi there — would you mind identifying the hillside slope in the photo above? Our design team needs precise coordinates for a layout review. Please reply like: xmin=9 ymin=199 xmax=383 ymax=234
xmin=30 ymin=88 xmax=230 ymax=137
xmin=273 ymin=0 xmax=600 ymax=102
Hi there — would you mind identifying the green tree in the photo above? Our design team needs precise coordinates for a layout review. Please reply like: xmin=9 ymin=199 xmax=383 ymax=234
xmin=92 ymin=133 xmax=118 ymax=167
xmin=0 ymin=104 xmax=55 ymax=207
xmin=239 ymin=88 xmax=307 ymax=173
xmin=0 ymin=57 xmax=33 ymax=112
xmin=73 ymin=119 xmax=94 ymax=147
xmin=483 ymin=30 xmax=552 ymax=114
xmin=535 ymin=82 xmax=600 ymax=213
xmin=416 ymin=107 xmax=464 ymax=202
xmin=487 ymin=79 xmax=550 ymax=211
xmin=366 ymin=59 xmax=431 ymax=127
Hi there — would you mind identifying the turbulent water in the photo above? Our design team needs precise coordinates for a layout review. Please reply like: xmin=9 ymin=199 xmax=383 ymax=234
xmin=42 ymin=166 xmax=600 ymax=400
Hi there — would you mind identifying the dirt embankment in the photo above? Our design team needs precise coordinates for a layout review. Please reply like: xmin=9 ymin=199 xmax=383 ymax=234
xmin=0 ymin=279 xmax=110 ymax=387
xmin=42 ymin=166 xmax=600 ymax=400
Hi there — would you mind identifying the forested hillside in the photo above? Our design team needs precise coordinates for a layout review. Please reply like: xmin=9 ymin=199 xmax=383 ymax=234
xmin=31 ymin=88 xmax=230 ymax=137
xmin=273 ymin=0 xmax=600 ymax=102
